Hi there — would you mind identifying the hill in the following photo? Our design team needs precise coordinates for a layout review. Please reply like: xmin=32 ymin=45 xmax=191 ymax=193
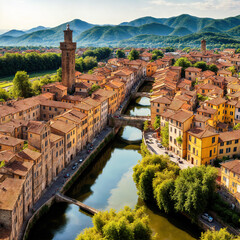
xmin=170 ymin=27 xmax=192 ymax=36
xmin=0 ymin=14 xmax=239 ymax=47
xmin=1 ymin=29 xmax=26 ymax=37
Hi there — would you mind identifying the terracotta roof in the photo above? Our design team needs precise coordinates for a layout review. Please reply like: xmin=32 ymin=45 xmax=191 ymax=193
xmin=77 ymin=74 xmax=105 ymax=81
xmin=221 ymin=160 xmax=240 ymax=175
xmin=194 ymin=114 xmax=210 ymax=122
xmin=5 ymin=160 xmax=33 ymax=177
xmin=206 ymin=97 xmax=226 ymax=106
xmin=0 ymin=178 xmax=24 ymax=210
xmin=197 ymin=106 xmax=217 ymax=115
xmin=169 ymin=99 xmax=185 ymax=111
xmin=50 ymin=120 xmax=76 ymax=134
xmin=0 ymin=135 xmax=24 ymax=147
xmin=41 ymin=100 xmax=74 ymax=109
xmin=0 ymin=151 xmax=15 ymax=164
xmin=188 ymin=127 xmax=218 ymax=139
xmin=185 ymin=67 xmax=202 ymax=72
xmin=151 ymin=96 xmax=172 ymax=104
xmin=219 ymin=129 xmax=240 ymax=142
xmin=27 ymin=121 xmax=45 ymax=134
xmin=169 ymin=109 xmax=193 ymax=123
xmin=50 ymin=133 xmax=63 ymax=143
xmin=17 ymin=148 xmax=41 ymax=161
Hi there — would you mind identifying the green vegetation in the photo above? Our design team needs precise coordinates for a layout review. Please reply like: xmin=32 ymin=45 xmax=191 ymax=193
xmin=153 ymin=116 xmax=160 ymax=130
xmin=228 ymin=66 xmax=236 ymax=75
xmin=128 ymin=49 xmax=139 ymax=60
xmin=151 ymin=50 xmax=163 ymax=60
xmin=0 ymin=52 xmax=61 ymax=78
xmin=133 ymin=154 xmax=218 ymax=221
xmin=208 ymin=64 xmax=218 ymax=74
xmin=200 ymin=228 xmax=240 ymax=240
xmin=140 ymin=142 xmax=151 ymax=157
xmin=176 ymin=136 xmax=183 ymax=145
xmin=0 ymin=160 xmax=5 ymax=168
xmin=116 ymin=49 xmax=125 ymax=58
xmin=89 ymin=84 xmax=101 ymax=95
xmin=174 ymin=57 xmax=191 ymax=70
xmin=233 ymin=123 xmax=240 ymax=130
xmin=76 ymin=206 xmax=155 ymax=240
xmin=160 ymin=122 xmax=169 ymax=148
xmin=143 ymin=120 xmax=149 ymax=132
xmin=12 ymin=71 xmax=33 ymax=98
xmin=211 ymin=194 xmax=240 ymax=228
xmin=0 ymin=88 xmax=10 ymax=101
xmin=75 ymin=56 xmax=98 ymax=72
xmin=194 ymin=61 xmax=208 ymax=71
xmin=82 ymin=47 xmax=112 ymax=61
xmin=197 ymin=93 xmax=209 ymax=102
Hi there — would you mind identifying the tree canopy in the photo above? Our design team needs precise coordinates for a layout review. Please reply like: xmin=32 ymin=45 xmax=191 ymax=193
xmin=12 ymin=71 xmax=33 ymax=98
xmin=75 ymin=56 xmax=98 ymax=72
xmin=116 ymin=50 xmax=125 ymax=59
xmin=200 ymin=228 xmax=240 ymax=240
xmin=174 ymin=57 xmax=192 ymax=71
xmin=0 ymin=88 xmax=10 ymax=102
xmin=76 ymin=206 xmax=155 ymax=240
xmin=161 ymin=122 xmax=169 ymax=148
xmin=151 ymin=50 xmax=163 ymax=61
xmin=82 ymin=47 xmax=112 ymax=61
xmin=153 ymin=116 xmax=160 ymax=130
xmin=194 ymin=61 xmax=208 ymax=71
xmin=128 ymin=50 xmax=139 ymax=60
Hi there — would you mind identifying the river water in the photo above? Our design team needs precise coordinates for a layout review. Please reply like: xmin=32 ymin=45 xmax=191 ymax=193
xmin=27 ymin=83 xmax=201 ymax=240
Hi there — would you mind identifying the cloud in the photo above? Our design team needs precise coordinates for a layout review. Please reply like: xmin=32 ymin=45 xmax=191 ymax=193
xmin=150 ymin=0 xmax=240 ymax=11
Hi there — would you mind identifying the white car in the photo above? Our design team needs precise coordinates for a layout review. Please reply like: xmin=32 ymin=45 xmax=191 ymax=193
xmin=201 ymin=213 xmax=213 ymax=223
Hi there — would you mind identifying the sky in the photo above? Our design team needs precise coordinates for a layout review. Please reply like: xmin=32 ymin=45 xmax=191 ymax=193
xmin=0 ymin=0 xmax=240 ymax=30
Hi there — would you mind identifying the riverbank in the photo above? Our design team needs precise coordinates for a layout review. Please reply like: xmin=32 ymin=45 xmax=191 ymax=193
xmin=21 ymin=127 xmax=114 ymax=240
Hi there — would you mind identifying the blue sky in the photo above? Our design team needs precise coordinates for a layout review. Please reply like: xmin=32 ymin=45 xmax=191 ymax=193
xmin=0 ymin=0 xmax=240 ymax=30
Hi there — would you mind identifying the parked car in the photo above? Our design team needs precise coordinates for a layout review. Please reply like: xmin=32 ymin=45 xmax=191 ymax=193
xmin=201 ymin=213 xmax=213 ymax=223
xmin=164 ymin=151 xmax=168 ymax=154
xmin=169 ymin=154 xmax=173 ymax=157
xmin=64 ymin=173 xmax=70 ymax=178
xmin=78 ymin=159 xmax=83 ymax=163
xmin=179 ymin=160 xmax=183 ymax=164
xmin=72 ymin=165 xmax=77 ymax=170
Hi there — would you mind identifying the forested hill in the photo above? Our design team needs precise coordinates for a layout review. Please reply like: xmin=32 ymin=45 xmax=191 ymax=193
xmin=0 ymin=14 xmax=240 ymax=48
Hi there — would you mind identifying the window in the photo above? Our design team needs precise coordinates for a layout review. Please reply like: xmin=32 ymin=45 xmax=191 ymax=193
xmin=188 ymin=145 xmax=191 ymax=151
xmin=189 ymin=135 xmax=192 ymax=141
xmin=235 ymin=140 xmax=239 ymax=144
xmin=226 ymin=148 xmax=231 ymax=153
xmin=234 ymin=147 xmax=237 ymax=152
xmin=193 ymin=148 xmax=195 ymax=154
xmin=212 ymin=137 xmax=215 ymax=144
xmin=220 ymin=142 xmax=224 ymax=146
xmin=210 ymin=150 xmax=212 ymax=157
xmin=194 ymin=138 xmax=196 ymax=144
xmin=30 ymin=134 xmax=32 ymax=138
xmin=49 ymin=107 xmax=51 ymax=111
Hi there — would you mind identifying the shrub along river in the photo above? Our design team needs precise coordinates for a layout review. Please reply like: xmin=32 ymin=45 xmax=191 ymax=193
xmin=27 ymin=83 xmax=201 ymax=240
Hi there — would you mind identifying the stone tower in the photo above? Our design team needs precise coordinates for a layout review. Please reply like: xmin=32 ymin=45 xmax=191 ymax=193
xmin=201 ymin=39 xmax=206 ymax=55
xmin=60 ymin=24 xmax=76 ymax=92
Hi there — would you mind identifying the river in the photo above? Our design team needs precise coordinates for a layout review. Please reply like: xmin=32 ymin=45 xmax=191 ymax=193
xmin=27 ymin=82 xmax=201 ymax=240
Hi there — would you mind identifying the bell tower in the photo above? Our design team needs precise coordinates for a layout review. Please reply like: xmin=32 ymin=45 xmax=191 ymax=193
xmin=201 ymin=39 xmax=206 ymax=55
xmin=60 ymin=24 xmax=76 ymax=92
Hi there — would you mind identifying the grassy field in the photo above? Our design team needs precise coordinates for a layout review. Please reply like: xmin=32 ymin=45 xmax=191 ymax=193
xmin=0 ymin=69 xmax=57 ymax=89
xmin=0 ymin=69 xmax=57 ymax=82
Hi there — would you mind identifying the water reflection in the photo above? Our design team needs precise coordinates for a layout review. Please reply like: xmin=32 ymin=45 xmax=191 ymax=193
xmin=118 ymin=126 xmax=142 ymax=142
xmin=125 ymin=97 xmax=151 ymax=116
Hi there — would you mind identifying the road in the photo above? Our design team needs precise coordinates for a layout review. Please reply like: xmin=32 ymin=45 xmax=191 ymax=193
xmin=144 ymin=130 xmax=194 ymax=169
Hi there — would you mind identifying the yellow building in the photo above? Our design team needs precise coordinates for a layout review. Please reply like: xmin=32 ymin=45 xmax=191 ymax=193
xmin=221 ymin=160 xmax=240 ymax=203
xmin=218 ymin=129 xmax=240 ymax=159
xmin=187 ymin=127 xmax=218 ymax=166
xmin=205 ymin=97 xmax=226 ymax=123
xmin=224 ymin=100 xmax=237 ymax=126
xmin=197 ymin=106 xmax=218 ymax=127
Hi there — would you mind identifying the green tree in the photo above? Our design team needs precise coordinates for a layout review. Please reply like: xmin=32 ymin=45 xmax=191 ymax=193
xmin=89 ymin=84 xmax=100 ymax=95
xmin=143 ymin=120 xmax=149 ymax=132
xmin=236 ymin=49 xmax=240 ymax=54
xmin=12 ymin=71 xmax=33 ymax=98
xmin=208 ymin=64 xmax=218 ymax=74
xmin=174 ymin=57 xmax=192 ymax=77
xmin=194 ymin=61 xmax=208 ymax=71
xmin=161 ymin=122 xmax=169 ymax=148
xmin=0 ymin=88 xmax=9 ymax=101
xmin=228 ymin=66 xmax=236 ymax=75
xmin=56 ymin=67 xmax=62 ymax=81
xmin=176 ymin=136 xmax=183 ymax=145
xmin=151 ymin=50 xmax=163 ymax=60
xmin=76 ymin=207 xmax=154 ymax=240
xmin=233 ymin=123 xmax=240 ymax=130
xmin=200 ymin=228 xmax=236 ymax=240
xmin=173 ymin=166 xmax=218 ymax=220
xmin=32 ymin=80 xmax=42 ymax=95
xmin=128 ymin=50 xmax=139 ymax=60
xmin=116 ymin=49 xmax=125 ymax=58
xmin=165 ymin=47 xmax=175 ymax=52
xmin=153 ymin=116 xmax=160 ymax=130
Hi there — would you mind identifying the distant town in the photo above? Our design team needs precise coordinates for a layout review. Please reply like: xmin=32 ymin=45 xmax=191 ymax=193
xmin=0 ymin=23 xmax=240 ymax=240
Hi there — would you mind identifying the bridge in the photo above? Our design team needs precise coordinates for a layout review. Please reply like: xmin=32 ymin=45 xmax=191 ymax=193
xmin=56 ymin=193 xmax=99 ymax=215
xmin=132 ymin=92 xmax=151 ymax=98
xmin=109 ymin=115 xmax=150 ymax=129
